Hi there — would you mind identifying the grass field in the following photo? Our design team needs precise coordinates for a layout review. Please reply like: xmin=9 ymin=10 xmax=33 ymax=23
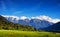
xmin=0 ymin=30 xmax=60 ymax=37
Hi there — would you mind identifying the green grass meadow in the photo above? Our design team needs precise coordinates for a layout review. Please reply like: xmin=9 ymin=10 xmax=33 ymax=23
xmin=0 ymin=30 xmax=60 ymax=37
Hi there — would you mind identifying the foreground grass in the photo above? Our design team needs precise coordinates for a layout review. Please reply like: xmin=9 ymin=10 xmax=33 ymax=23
xmin=0 ymin=30 xmax=60 ymax=37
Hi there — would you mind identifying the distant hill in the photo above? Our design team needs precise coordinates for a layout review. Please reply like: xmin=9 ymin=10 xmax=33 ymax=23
xmin=43 ymin=22 xmax=60 ymax=32
xmin=0 ymin=15 xmax=35 ymax=31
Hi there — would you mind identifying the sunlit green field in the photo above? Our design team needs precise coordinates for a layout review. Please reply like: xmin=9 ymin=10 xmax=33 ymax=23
xmin=0 ymin=30 xmax=60 ymax=37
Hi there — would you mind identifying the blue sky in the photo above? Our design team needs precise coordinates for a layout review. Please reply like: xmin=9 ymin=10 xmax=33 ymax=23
xmin=0 ymin=0 xmax=60 ymax=19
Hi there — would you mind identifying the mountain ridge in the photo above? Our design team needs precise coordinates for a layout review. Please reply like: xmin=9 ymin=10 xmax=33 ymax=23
xmin=0 ymin=15 xmax=35 ymax=31
xmin=2 ymin=15 xmax=60 ymax=31
xmin=0 ymin=15 xmax=60 ymax=32
xmin=42 ymin=22 xmax=60 ymax=32
xmin=4 ymin=15 xmax=53 ymax=29
xmin=3 ymin=15 xmax=60 ymax=23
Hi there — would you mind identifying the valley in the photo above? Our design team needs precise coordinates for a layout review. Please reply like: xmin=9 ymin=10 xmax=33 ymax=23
xmin=0 ymin=30 xmax=60 ymax=37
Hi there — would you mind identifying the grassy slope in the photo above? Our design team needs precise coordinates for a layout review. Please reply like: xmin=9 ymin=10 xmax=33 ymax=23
xmin=0 ymin=30 xmax=60 ymax=37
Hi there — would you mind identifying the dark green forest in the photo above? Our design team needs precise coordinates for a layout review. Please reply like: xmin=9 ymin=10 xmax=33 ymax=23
xmin=0 ymin=15 xmax=36 ymax=31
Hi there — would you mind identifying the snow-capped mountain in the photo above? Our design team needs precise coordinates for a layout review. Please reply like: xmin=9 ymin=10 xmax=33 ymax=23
xmin=2 ymin=15 xmax=60 ymax=29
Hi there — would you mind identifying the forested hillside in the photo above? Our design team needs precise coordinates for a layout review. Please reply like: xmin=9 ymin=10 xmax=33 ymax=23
xmin=0 ymin=15 xmax=36 ymax=31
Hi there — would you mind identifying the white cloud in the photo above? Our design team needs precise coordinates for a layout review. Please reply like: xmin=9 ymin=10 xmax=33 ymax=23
xmin=20 ymin=16 xmax=27 ymax=20
xmin=20 ymin=16 xmax=31 ymax=20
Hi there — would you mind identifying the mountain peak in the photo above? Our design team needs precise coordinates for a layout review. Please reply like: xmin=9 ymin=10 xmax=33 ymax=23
xmin=0 ymin=15 xmax=7 ymax=21
xmin=2 ymin=15 xmax=60 ymax=23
